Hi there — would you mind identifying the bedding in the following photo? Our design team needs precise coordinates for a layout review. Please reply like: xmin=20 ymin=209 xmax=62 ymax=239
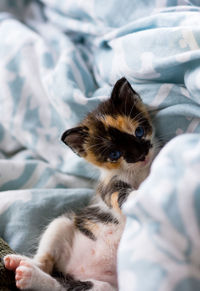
xmin=0 ymin=0 xmax=200 ymax=290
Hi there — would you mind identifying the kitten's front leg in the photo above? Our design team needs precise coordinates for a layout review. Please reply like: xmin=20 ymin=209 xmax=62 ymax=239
xmin=4 ymin=254 xmax=65 ymax=291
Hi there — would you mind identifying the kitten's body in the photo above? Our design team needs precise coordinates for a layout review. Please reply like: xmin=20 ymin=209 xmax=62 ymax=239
xmin=4 ymin=78 xmax=157 ymax=291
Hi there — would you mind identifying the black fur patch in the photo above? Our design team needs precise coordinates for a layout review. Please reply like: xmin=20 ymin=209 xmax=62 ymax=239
xmin=53 ymin=272 xmax=93 ymax=291
xmin=117 ymin=187 xmax=131 ymax=208
xmin=74 ymin=206 xmax=119 ymax=240
xmin=91 ymin=77 xmax=146 ymax=123
xmin=98 ymin=178 xmax=132 ymax=208
xmin=74 ymin=217 xmax=96 ymax=241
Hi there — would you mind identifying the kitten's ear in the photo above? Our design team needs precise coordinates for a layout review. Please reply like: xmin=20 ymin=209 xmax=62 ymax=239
xmin=110 ymin=77 xmax=141 ymax=104
xmin=61 ymin=126 xmax=88 ymax=156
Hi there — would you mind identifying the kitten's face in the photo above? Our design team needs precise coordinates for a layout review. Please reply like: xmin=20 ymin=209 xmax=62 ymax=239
xmin=62 ymin=78 xmax=155 ymax=173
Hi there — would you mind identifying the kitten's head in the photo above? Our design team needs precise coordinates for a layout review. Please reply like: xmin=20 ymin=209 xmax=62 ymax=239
xmin=62 ymin=78 xmax=155 ymax=173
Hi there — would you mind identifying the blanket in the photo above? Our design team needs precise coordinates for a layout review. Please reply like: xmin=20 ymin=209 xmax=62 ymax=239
xmin=0 ymin=1 xmax=200 ymax=290
xmin=119 ymin=134 xmax=200 ymax=291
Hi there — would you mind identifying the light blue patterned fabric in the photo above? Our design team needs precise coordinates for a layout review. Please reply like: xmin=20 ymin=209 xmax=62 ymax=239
xmin=119 ymin=134 xmax=200 ymax=291
xmin=0 ymin=0 xmax=200 ymax=290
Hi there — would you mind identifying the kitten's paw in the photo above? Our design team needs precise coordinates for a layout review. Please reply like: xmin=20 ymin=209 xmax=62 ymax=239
xmin=15 ymin=260 xmax=36 ymax=290
xmin=4 ymin=255 xmax=40 ymax=290
xmin=4 ymin=254 xmax=24 ymax=271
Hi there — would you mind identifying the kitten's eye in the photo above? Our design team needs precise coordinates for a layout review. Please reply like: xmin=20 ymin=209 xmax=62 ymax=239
xmin=108 ymin=150 xmax=121 ymax=162
xmin=135 ymin=126 xmax=145 ymax=138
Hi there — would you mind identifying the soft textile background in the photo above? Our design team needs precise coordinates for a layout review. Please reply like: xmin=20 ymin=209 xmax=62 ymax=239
xmin=0 ymin=1 xmax=200 ymax=290
xmin=119 ymin=134 xmax=200 ymax=291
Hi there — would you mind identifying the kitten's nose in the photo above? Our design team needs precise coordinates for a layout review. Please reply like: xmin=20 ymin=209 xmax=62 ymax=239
xmin=138 ymin=152 xmax=147 ymax=162
xmin=143 ymin=140 xmax=151 ymax=149
xmin=138 ymin=141 xmax=152 ymax=161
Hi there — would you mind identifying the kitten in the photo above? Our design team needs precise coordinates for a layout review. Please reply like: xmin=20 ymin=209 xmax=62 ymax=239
xmin=4 ymin=78 xmax=157 ymax=291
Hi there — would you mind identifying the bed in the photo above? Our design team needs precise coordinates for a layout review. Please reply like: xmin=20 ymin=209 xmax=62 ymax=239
xmin=0 ymin=1 xmax=200 ymax=290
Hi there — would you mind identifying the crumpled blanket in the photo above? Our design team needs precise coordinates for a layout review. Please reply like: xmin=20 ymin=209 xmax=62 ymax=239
xmin=119 ymin=134 xmax=200 ymax=291
xmin=0 ymin=1 xmax=200 ymax=290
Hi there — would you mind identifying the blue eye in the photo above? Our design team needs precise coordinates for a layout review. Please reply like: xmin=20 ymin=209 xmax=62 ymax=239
xmin=135 ymin=126 xmax=145 ymax=138
xmin=109 ymin=150 xmax=121 ymax=162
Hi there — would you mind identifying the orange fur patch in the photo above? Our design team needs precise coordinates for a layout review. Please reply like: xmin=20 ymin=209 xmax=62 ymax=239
xmin=86 ymin=220 xmax=99 ymax=231
xmin=110 ymin=191 xmax=122 ymax=214
xmin=86 ymin=150 xmax=121 ymax=170
xmin=81 ymin=266 xmax=85 ymax=273
xmin=37 ymin=253 xmax=54 ymax=274
xmin=102 ymin=115 xmax=138 ymax=135
xmin=84 ymin=220 xmax=100 ymax=238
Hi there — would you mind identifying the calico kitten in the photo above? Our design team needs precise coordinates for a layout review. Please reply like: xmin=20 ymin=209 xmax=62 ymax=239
xmin=4 ymin=78 xmax=157 ymax=291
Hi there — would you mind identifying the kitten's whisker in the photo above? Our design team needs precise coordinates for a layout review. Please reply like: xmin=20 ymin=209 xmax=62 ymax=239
xmin=133 ymin=111 xmax=143 ymax=119
xmin=94 ymin=135 xmax=111 ymax=143
xmin=87 ymin=139 xmax=110 ymax=154
xmin=156 ymin=132 xmax=177 ymax=141
xmin=133 ymin=111 xmax=147 ymax=123
xmin=96 ymin=147 xmax=109 ymax=159
xmin=128 ymin=102 xmax=136 ymax=119
xmin=125 ymin=93 xmax=128 ymax=117
xmin=88 ymin=145 xmax=109 ymax=155
xmin=87 ymin=142 xmax=106 ymax=151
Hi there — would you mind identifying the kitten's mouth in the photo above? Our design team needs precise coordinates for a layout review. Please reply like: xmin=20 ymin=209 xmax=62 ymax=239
xmin=139 ymin=156 xmax=145 ymax=162
xmin=137 ymin=143 xmax=153 ymax=164
xmin=141 ymin=156 xmax=150 ymax=165
xmin=136 ymin=154 xmax=148 ymax=163
xmin=138 ymin=151 xmax=152 ymax=166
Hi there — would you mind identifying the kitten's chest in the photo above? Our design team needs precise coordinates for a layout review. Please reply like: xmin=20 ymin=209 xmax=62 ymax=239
xmin=66 ymin=221 xmax=124 ymax=287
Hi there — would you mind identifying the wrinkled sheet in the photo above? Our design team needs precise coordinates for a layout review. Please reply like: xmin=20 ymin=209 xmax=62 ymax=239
xmin=0 ymin=0 xmax=200 ymax=290
xmin=119 ymin=134 xmax=200 ymax=291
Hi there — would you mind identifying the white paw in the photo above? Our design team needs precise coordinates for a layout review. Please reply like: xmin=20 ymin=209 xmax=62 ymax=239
xmin=15 ymin=259 xmax=37 ymax=290
xmin=4 ymin=254 xmax=24 ymax=271
xmin=4 ymin=254 xmax=41 ymax=290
